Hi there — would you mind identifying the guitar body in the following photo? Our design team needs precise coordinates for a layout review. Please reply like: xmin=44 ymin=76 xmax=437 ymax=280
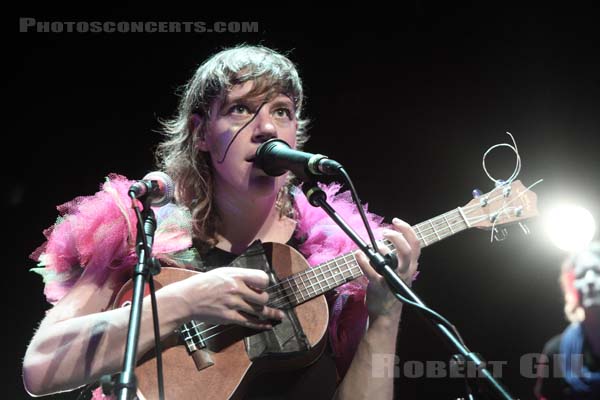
xmin=113 ymin=242 xmax=329 ymax=400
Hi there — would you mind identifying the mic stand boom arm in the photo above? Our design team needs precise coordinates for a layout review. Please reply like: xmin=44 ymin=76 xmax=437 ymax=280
xmin=302 ymin=183 xmax=515 ymax=400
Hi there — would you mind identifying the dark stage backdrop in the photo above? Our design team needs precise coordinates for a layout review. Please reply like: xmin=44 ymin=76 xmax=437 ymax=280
xmin=6 ymin=4 xmax=600 ymax=399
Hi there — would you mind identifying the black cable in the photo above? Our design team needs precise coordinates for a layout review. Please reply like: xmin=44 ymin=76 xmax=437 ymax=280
xmin=318 ymin=170 xmax=509 ymax=399
xmin=148 ymin=275 xmax=165 ymax=400
xmin=391 ymin=291 xmax=467 ymax=346
xmin=130 ymin=194 xmax=149 ymax=254
xmin=129 ymin=194 xmax=165 ymax=400
xmin=335 ymin=167 xmax=469 ymax=348
xmin=338 ymin=167 xmax=379 ymax=251
xmin=334 ymin=170 xmax=485 ymax=399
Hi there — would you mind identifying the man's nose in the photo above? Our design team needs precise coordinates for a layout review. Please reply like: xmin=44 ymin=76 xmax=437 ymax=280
xmin=251 ymin=107 xmax=277 ymax=143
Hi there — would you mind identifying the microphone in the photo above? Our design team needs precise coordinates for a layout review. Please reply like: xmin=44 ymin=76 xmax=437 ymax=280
xmin=255 ymin=139 xmax=343 ymax=180
xmin=128 ymin=171 xmax=175 ymax=207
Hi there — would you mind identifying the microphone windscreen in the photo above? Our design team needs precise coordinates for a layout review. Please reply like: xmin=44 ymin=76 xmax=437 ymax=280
xmin=143 ymin=171 xmax=175 ymax=207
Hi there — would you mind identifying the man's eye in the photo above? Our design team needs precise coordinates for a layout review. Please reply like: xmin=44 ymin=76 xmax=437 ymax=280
xmin=228 ymin=104 xmax=251 ymax=115
xmin=274 ymin=108 xmax=293 ymax=119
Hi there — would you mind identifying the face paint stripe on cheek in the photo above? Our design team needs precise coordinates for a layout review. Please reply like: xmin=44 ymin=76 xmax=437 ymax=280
xmin=213 ymin=127 xmax=238 ymax=161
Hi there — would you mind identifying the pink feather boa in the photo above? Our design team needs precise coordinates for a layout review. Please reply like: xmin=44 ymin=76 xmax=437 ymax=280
xmin=31 ymin=176 xmax=388 ymax=397
xmin=30 ymin=174 xmax=195 ymax=305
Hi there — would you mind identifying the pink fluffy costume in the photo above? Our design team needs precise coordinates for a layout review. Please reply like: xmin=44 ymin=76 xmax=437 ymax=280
xmin=30 ymin=174 xmax=389 ymax=398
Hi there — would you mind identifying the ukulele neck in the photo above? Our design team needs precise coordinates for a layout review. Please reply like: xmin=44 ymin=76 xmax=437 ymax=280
xmin=265 ymin=207 xmax=470 ymax=308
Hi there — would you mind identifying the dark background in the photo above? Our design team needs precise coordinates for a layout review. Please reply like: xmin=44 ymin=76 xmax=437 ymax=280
xmin=6 ymin=3 xmax=600 ymax=399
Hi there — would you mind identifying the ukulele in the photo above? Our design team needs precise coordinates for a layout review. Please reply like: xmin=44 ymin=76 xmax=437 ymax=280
xmin=114 ymin=180 xmax=538 ymax=400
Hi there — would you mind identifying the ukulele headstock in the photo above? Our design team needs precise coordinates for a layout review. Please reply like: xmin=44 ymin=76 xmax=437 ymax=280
xmin=461 ymin=180 xmax=539 ymax=230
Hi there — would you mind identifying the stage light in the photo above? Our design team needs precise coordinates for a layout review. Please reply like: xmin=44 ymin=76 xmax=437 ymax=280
xmin=544 ymin=204 xmax=596 ymax=252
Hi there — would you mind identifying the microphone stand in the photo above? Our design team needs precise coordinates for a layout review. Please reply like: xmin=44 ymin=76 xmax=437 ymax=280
xmin=117 ymin=194 xmax=162 ymax=400
xmin=302 ymin=183 xmax=515 ymax=400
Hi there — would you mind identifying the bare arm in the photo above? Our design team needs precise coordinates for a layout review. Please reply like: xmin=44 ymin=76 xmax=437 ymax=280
xmin=334 ymin=218 xmax=420 ymax=400
xmin=23 ymin=266 xmax=284 ymax=396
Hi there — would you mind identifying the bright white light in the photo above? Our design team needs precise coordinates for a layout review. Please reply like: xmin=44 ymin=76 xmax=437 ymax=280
xmin=544 ymin=205 xmax=596 ymax=252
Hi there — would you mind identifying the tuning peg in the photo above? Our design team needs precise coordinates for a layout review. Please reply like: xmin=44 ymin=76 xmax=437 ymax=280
xmin=480 ymin=196 xmax=489 ymax=207
xmin=472 ymin=189 xmax=489 ymax=207
xmin=493 ymin=227 xmax=508 ymax=241
xmin=514 ymin=206 xmax=523 ymax=217
xmin=519 ymin=222 xmax=530 ymax=235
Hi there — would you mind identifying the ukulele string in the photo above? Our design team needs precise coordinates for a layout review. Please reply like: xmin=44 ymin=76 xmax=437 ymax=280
xmin=265 ymin=206 xmax=492 ymax=302
xmin=185 ymin=206 xmax=482 ymax=346
xmin=190 ymin=209 xmax=480 ymax=343
xmin=409 ymin=183 xmax=525 ymax=241
xmin=263 ymin=209 xmax=496 ymax=303
xmin=186 ymin=261 xmax=365 ymax=342
xmin=482 ymin=132 xmax=521 ymax=187
xmin=480 ymin=132 xmax=531 ymax=242
xmin=271 ymin=185 xmax=540 ymax=309
xmin=187 ymin=169 xmax=543 ymax=344
xmin=185 ymin=187 xmax=532 ymax=344
xmin=188 ymin=257 xmax=366 ymax=340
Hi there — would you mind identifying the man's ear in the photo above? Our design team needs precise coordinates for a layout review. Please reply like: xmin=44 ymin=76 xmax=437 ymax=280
xmin=190 ymin=113 xmax=209 ymax=151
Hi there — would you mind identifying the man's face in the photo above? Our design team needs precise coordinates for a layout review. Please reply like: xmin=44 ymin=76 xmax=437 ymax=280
xmin=199 ymin=80 xmax=298 ymax=198
xmin=573 ymin=250 xmax=600 ymax=309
